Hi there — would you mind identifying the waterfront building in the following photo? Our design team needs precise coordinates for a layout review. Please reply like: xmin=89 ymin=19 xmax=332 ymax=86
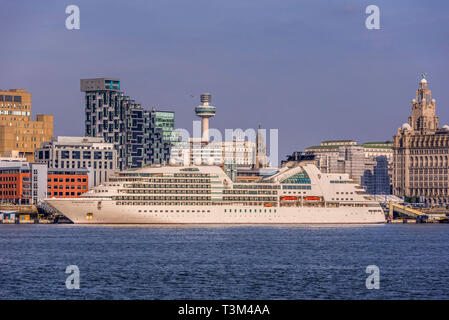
xmin=0 ymin=89 xmax=53 ymax=162
xmin=0 ymin=162 xmax=47 ymax=205
xmin=362 ymin=155 xmax=390 ymax=195
xmin=360 ymin=142 xmax=393 ymax=195
xmin=393 ymin=75 xmax=449 ymax=205
xmin=361 ymin=141 xmax=394 ymax=162
xmin=34 ymin=136 xmax=117 ymax=186
xmin=151 ymin=108 xmax=175 ymax=144
xmin=305 ymin=140 xmax=392 ymax=195
xmin=81 ymin=78 xmax=173 ymax=169
xmin=125 ymin=105 xmax=149 ymax=168
xmin=305 ymin=141 xmax=364 ymax=183
xmin=47 ymin=168 xmax=92 ymax=198
xmin=125 ymin=106 xmax=173 ymax=168
xmin=0 ymin=161 xmax=92 ymax=204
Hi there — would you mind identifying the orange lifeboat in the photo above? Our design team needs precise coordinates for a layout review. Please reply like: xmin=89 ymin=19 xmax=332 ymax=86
xmin=305 ymin=196 xmax=321 ymax=201
xmin=264 ymin=203 xmax=273 ymax=207
xmin=280 ymin=196 xmax=298 ymax=201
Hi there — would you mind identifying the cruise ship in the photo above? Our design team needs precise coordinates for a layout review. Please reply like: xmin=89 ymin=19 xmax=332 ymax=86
xmin=44 ymin=164 xmax=386 ymax=224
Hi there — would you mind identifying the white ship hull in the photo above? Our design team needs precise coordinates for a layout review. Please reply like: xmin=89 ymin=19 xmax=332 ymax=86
xmin=45 ymin=198 xmax=385 ymax=224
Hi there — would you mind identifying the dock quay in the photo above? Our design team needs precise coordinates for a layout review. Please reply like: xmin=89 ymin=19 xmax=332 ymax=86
xmin=385 ymin=201 xmax=449 ymax=223
xmin=0 ymin=215 xmax=72 ymax=224
xmin=1 ymin=205 xmax=72 ymax=224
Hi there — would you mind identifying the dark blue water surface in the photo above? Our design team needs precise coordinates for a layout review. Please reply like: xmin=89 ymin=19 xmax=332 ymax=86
xmin=0 ymin=224 xmax=448 ymax=299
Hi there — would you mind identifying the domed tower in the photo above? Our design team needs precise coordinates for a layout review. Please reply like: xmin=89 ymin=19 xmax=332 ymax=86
xmin=195 ymin=93 xmax=216 ymax=140
xmin=408 ymin=73 xmax=439 ymax=133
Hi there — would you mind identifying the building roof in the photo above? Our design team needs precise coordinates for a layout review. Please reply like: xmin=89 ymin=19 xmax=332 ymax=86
xmin=321 ymin=139 xmax=355 ymax=143
xmin=361 ymin=144 xmax=393 ymax=149
xmin=362 ymin=141 xmax=392 ymax=145
xmin=306 ymin=145 xmax=340 ymax=150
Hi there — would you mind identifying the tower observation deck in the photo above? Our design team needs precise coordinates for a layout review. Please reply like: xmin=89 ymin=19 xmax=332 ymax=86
xmin=195 ymin=93 xmax=216 ymax=140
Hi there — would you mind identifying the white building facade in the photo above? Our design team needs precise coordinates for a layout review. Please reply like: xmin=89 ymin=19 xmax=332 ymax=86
xmin=35 ymin=136 xmax=117 ymax=186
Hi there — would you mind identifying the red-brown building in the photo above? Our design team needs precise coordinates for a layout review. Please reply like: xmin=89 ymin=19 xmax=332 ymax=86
xmin=0 ymin=162 xmax=47 ymax=205
xmin=0 ymin=168 xmax=32 ymax=204
xmin=1 ymin=163 xmax=92 ymax=204
xmin=47 ymin=168 xmax=92 ymax=198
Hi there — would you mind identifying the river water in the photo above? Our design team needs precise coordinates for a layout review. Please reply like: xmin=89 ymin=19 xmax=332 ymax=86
xmin=0 ymin=223 xmax=448 ymax=299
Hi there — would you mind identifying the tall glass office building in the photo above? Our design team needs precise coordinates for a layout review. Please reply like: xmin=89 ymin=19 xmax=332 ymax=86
xmin=151 ymin=110 xmax=175 ymax=143
xmin=81 ymin=78 xmax=174 ymax=169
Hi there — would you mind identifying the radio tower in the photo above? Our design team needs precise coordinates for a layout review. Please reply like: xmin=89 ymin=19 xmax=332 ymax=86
xmin=195 ymin=93 xmax=216 ymax=141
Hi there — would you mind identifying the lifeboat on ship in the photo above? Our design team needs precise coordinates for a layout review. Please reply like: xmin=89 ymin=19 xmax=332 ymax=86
xmin=280 ymin=196 xmax=298 ymax=201
xmin=304 ymin=196 xmax=321 ymax=201
xmin=264 ymin=203 xmax=273 ymax=207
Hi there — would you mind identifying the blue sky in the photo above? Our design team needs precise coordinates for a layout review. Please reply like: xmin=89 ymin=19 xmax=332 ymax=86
xmin=1 ymin=0 xmax=449 ymax=159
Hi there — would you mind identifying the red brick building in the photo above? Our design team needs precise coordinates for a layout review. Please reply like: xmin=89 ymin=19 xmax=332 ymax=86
xmin=47 ymin=169 xmax=92 ymax=198
xmin=1 ymin=163 xmax=92 ymax=203
xmin=0 ymin=168 xmax=32 ymax=204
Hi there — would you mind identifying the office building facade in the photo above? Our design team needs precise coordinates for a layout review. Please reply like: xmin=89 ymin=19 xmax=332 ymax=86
xmin=34 ymin=136 xmax=117 ymax=186
xmin=0 ymin=89 xmax=53 ymax=162
xmin=47 ymin=168 xmax=92 ymax=198
xmin=305 ymin=140 xmax=392 ymax=194
xmin=81 ymin=78 xmax=173 ymax=169
xmin=0 ymin=162 xmax=47 ymax=205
